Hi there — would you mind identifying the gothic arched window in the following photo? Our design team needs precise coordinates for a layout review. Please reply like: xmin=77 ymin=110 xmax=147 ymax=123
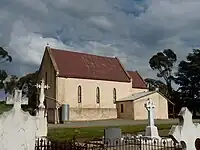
xmin=78 ymin=85 xmax=82 ymax=103
xmin=96 ymin=87 xmax=100 ymax=104
xmin=113 ymin=88 xmax=116 ymax=103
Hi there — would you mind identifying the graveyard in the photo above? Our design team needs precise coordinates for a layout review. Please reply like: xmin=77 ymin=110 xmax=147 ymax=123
xmin=0 ymin=78 xmax=200 ymax=150
xmin=47 ymin=124 xmax=173 ymax=141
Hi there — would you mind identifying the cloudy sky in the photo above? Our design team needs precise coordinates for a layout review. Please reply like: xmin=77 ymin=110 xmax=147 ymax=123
xmin=0 ymin=0 xmax=199 ymax=80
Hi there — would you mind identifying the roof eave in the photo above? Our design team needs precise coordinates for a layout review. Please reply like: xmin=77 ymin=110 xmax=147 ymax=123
xmin=46 ymin=46 xmax=60 ymax=75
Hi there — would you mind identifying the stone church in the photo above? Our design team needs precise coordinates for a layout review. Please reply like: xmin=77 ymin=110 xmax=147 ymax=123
xmin=38 ymin=46 xmax=171 ymax=124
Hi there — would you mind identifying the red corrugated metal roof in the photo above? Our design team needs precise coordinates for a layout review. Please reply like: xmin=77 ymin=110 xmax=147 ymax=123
xmin=127 ymin=71 xmax=147 ymax=89
xmin=49 ymin=47 xmax=131 ymax=82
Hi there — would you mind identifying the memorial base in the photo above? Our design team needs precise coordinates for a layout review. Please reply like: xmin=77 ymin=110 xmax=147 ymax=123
xmin=145 ymin=125 xmax=160 ymax=139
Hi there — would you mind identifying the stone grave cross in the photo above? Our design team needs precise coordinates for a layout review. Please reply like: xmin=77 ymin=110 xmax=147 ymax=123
xmin=35 ymin=79 xmax=49 ymax=138
xmin=6 ymin=90 xmax=28 ymax=105
xmin=145 ymin=98 xmax=155 ymax=127
xmin=0 ymin=89 xmax=38 ymax=150
xmin=144 ymin=98 xmax=160 ymax=139
xmin=169 ymin=107 xmax=200 ymax=150
xmin=36 ymin=79 xmax=50 ymax=109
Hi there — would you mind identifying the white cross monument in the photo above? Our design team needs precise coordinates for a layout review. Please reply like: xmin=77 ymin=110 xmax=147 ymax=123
xmin=36 ymin=79 xmax=50 ymax=111
xmin=0 ymin=90 xmax=38 ymax=150
xmin=6 ymin=90 xmax=28 ymax=105
xmin=144 ymin=98 xmax=160 ymax=139
xmin=35 ymin=79 xmax=49 ymax=137
xmin=169 ymin=107 xmax=200 ymax=150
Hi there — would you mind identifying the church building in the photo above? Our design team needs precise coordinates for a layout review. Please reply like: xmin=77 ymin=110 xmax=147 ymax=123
xmin=38 ymin=46 xmax=170 ymax=124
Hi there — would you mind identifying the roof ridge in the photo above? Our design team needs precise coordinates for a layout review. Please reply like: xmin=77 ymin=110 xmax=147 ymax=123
xmin=46 ymin=46 xmax=131 ymax=82
xmin=49 ymin=47 xmax=116 ymax=59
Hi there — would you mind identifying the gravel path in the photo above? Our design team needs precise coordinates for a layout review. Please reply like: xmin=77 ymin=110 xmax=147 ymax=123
xmin=48 ymin=119 xmax=200 ymax=128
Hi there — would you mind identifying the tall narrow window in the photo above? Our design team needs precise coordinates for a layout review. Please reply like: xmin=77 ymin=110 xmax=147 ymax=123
xmin=78 ymin=85 xmax=82 ymax=103
xmin=113 ymin=88 xmax=116 ymax=103
xmin=120 ymin=104 xmax=124 ymax=113
xmin=45 ymin=72 xmax=48 ymax=85
xmin=96 ymin=87 xmax=100 ymax=103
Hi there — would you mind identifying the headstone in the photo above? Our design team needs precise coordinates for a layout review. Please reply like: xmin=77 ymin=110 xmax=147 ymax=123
xmin=144 ymin=98 xmax=160 ymax=139
xmin=36 ymin=79 xmax=50 ymax=110
xmin=6 ymin=90 xmax=28 ymax=105
xmin=169 ymin=107 xmax=200 ymax=150
xmin=35 ymin=79 xmax=49 ymax=137
xmin=0 ymin=90 xmax=38 ymax=150
xmin=104 ymin=127 xmax=121 ymax=146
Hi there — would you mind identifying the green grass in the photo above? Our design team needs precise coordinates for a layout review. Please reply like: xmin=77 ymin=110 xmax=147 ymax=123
xmin=48 ymin=124 xmax=173 ymax=142
xmin=0 ymin=101 xmax=13 ymax=114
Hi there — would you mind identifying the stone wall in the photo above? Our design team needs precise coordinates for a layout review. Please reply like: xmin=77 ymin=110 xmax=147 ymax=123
xmin=116 ymin=101 xmax=134 ymax=119
xmin=69 ymin=108 xmax=117 ymax=121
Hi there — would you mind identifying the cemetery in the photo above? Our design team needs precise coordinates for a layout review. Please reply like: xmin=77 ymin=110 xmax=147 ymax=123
xmin=0 ymin=78 xmax=199 ymax=149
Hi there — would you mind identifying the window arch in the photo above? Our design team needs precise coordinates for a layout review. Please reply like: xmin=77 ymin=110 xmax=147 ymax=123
xmin=78 ymin=85 xmax=82 ymax=103
xmin=96 ymin=87 xmax=100 ymax=103
xmin=113 ymin=88 xmax=116 ymax=103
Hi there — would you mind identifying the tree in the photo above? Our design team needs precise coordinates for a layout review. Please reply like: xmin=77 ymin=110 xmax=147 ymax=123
xmin=149 ymin=49 xmax=177 ymax=100
xmin=17 ymin=70 xmax=39 ymax=112
xmin=174 ymin=49 xmax=200 ymax=117
xmin=4 ymin=75 xmax=18 ymax=94
xmin=0 ymin=47 xmax=12 ymax=90
xmin=0 ymin=47 xmax=12 ymax=63
xmin=4 ymin=70 xmax=39 ymax=112
xmin=144 ymin=78 xmax=169 ymax=97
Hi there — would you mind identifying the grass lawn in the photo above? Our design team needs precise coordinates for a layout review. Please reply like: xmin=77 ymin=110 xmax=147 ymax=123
xmin=48 ymin=124 xmax=174 ymax=142
xmin=0 ymin=102 xmax=13 ymax=114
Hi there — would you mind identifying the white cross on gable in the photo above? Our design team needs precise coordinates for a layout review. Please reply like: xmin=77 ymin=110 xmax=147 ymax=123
xmin=169 ymin=107 xmax=200 ymax=150
xmin=6 ymin=90 xmax=28 ymax=105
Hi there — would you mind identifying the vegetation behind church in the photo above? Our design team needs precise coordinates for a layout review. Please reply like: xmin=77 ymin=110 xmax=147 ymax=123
xmin=145 ymin=49 xmax=200 ymax=117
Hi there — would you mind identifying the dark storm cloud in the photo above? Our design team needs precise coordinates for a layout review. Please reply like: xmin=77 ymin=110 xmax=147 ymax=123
xmin=0 ymin=0 xmax=200 ymax=79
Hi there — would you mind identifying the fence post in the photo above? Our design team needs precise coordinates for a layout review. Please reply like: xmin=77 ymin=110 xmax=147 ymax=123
xmin=36 ymin=138 xmax=39 ymax=150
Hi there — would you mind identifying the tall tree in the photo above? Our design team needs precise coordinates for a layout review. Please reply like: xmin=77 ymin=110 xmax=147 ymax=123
xmin=4 ymin=70 xmax=39 ymax=112
xmin=0 ymin=47 xmax=12 ymax=90
xmin=4 ymin=75 xmax=18 ymax=94
xmin=149 ymin=49 xmax=177 ymax=100
xmin=174 ymin=49 xmax=200 ymax=117
xmin=145 ymin=78 xmax=169 ymax=97
xmin=17 ymin=70 xmax=39 ymax=112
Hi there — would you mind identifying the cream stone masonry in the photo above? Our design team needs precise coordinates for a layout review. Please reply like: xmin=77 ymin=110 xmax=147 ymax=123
xmin=116 ymin=91 xmax=169 ymax=120
xmin=57 ymin=77 xmax=132 ymax=121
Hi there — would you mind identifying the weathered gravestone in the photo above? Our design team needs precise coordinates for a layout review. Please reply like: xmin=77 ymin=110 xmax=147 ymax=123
xmin=0 ymin=90 xmax=38 ymax=150
xmin=169 ymin=107 xmax=200 ymax=150
xmin=104 ymin=127 xmax=122 ymax=146
xmin=144 ymin=98 xmax=160 ymax=139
